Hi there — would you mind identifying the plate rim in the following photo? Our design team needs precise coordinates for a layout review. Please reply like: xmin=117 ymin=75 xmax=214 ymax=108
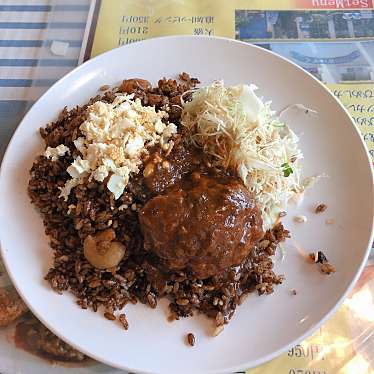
xmin=1 ymin=35 xmax=373 ymax=374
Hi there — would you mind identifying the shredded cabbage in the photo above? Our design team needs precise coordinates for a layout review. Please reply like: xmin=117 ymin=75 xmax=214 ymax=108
xmin=181 ymin=81 xmax=305 ymax=229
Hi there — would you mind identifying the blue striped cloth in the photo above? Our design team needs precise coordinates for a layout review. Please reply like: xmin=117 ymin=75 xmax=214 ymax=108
xmin=0 ymin=0 xmax=90 ymax=158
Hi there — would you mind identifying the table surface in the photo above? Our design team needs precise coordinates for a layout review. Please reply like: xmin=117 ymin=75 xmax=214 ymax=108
xmin=0 ymin=1 xmax=373 ymax=373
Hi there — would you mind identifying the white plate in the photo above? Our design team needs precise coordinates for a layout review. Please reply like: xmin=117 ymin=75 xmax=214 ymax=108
xmin=0 ymin=36 xmax=373 ymax=374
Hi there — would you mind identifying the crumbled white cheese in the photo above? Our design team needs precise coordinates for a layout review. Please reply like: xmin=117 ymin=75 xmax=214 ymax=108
xmin=56 ymin=94 xmax=175 ymax=200
xmin=59 ymin=179 xmax=80 ymax=200
xmin=66 ymin=157 xmax=90 ymax=178
xmin=45 ymin=144 xmax=70 ymax=161
xmin=155 ymin=119 xmax=166 ymax=134
xmin=92 ymin=165 xmax=109 ymax=182
xmin=163 ymin=123 xmax=177 ymax=138
xmin=125 ymin=134 xmax=144 ymax=157
xmin=73 ymin=137 xmax=86 ymax=154
xmin=107 ymin=174 xmax=128 ymax=200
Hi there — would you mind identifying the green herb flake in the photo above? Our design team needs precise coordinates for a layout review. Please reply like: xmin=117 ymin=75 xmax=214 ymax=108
xmin=281 ymin=162 xmax=293 ymax=177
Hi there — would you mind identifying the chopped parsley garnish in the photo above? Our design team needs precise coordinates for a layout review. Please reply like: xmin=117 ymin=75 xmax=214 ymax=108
xmin=281 ymin=162 xmax=293 ymax=177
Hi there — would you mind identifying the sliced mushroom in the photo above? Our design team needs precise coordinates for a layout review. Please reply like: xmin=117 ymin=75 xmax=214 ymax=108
xmin=83 ymin=229 xmax=126 ymax=269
